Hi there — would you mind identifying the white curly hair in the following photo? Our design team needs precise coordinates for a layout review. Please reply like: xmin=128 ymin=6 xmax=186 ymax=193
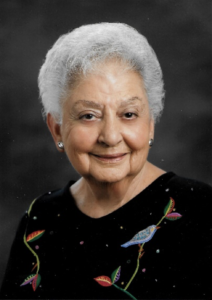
xmin=38 ymin=22 xmax=165 ymax=123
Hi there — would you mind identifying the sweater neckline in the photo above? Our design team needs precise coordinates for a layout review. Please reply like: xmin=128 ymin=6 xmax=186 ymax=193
xmin=63 ymin=172 xmax=176 ymax=221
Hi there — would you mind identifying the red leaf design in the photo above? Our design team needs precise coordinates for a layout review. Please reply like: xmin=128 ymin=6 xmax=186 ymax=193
xmin=94 ymin=276 xmax=112 ymax=287
xmin=165 ymin=212 xmax=182 ymax=220
xmin=32 ymin=274 xmax=41 ymax=291
xmin=26 ymin=230 xmax=45 ymax=242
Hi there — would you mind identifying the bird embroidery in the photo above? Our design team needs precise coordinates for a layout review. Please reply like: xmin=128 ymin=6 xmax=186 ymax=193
xmin=121 ymin=225 xmax=160 ymax=248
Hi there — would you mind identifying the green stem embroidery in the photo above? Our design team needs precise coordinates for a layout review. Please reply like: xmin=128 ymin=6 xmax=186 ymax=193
xmin=124 ymin=212 xmax=167 ymax=291
xmin=124 ymin=243 xmax=145 ymax=291
xmin=28 ymin=198 xmax=37 ymax=215
xmin=113 ymin=283 xmax=137 ymax=300
xmin=23 ymin=233 xmax=40 ymax=274
xmin=23 ymin=198 xmax=40 ymax=274
xmin=124 ymin=256 xmax=139 ymax=291
xmin=156 ymin=215 xmax=166 ymax=226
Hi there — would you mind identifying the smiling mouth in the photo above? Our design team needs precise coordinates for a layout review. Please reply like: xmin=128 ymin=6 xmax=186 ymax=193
xmin=91 ymin=153 xmax=128 ymax=162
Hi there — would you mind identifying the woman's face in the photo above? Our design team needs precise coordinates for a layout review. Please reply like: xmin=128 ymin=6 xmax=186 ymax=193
xmin=58 ymin=62 xmax=154 ymax=183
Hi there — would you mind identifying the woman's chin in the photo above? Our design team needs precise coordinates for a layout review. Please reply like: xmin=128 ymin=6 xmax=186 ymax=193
xmin=87 ymin=170 xmax=129 ymax=184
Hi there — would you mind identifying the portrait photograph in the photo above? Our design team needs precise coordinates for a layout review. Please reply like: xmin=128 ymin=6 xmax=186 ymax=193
xmin=0 ymin=0 xmax=211 ymax=299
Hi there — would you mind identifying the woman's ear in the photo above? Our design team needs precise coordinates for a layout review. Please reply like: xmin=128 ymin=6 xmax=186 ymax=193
xmin=46 ymin=113 xmax=64 ymax=152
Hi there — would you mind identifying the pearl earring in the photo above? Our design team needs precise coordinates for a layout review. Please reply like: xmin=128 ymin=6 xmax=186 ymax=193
xmin=149 ymin=139 xmax=154 ymax=147
xmin=57 ymin=142 xmax=64 ymax=149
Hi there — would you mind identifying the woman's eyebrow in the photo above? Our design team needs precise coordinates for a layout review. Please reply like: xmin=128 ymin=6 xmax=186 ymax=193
xmin=72 ymin=97 xmax=142 ymax=110
xmin=119 ymin=96 xmax=143 ymax=107
xmin=72 ymin=100 xmax=103 ymax=110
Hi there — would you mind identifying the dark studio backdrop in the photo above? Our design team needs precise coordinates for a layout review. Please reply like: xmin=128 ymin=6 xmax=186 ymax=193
xmin=0 ymin=0 xmax=211 ymax=287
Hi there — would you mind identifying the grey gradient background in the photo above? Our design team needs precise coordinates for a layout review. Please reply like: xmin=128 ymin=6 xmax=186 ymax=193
xmin=0 ymin=0 xmax=211 ymax=287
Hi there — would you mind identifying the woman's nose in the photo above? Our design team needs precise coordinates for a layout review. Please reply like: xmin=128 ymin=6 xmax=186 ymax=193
xmin=98 ymin=116 xmax=122 ymax=147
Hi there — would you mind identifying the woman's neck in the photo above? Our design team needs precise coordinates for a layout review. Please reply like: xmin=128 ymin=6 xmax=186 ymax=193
xmin=70 ymin=162 xmax=165 ymax=218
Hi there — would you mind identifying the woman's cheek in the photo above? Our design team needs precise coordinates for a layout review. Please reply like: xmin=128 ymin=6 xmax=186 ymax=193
xmin=124 ymin=127 xmax=149 ymax=151
xmin=66 ymin=126 xmax=98 ymax=152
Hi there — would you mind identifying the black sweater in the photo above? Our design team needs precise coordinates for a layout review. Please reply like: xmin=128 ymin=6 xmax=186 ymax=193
xmin=0 ymin=172 xmax=212 ymax=299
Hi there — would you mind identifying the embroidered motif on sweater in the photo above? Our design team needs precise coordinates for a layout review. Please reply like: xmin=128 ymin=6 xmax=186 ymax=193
xmin=20 ymin=198 xmax=44 ymax=292
xmin=20 ymin=197 xmax=182 ymax=297
xmin=94 ymin=197 xmax=182 ymax=300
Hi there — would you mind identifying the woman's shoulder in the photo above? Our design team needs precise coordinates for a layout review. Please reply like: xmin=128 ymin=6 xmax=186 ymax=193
xmin=163 ymin=173 xmax=212 ymax=219
xmin=165 ymin=173 xmax=212 ymax=197
xmin=26 ymin=181 xmax=75 ymax=216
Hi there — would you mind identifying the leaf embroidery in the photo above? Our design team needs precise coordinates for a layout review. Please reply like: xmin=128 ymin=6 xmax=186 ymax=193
xmin=165 ymin=212 xmax=182 ymax=220
xmin=26 ymin=230 xmax=45 ymax=242
xmin=20 ymin=274 xmax=36 ymax=286
xmin=21 ymin=198 xmax=44 ymax=292
xmin=163 ymin=197 xmax=175 ymax=215
xmin=111 ymin=266 xmax=121 ymax=283
xmin=94 ymin=268 xmax=136 ymax=300
xmin=31 ymin=263 xmax=38 ymax=272
xmin=32 ymin=274 xmax=41 ymax=291
xmin=94 ymin=276 xmax=112 ymax=287
xmin=20 ymin=273 xmax=41 ymax=291
xmin=138 ymin=248 xmax=145 ymax=259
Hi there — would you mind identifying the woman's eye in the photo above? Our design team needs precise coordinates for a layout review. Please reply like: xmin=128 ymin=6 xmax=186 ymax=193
xmin=124 ymin=112 xmax=137 ymax=119
xmin=80 ymin=114 xmax=95 ymax=120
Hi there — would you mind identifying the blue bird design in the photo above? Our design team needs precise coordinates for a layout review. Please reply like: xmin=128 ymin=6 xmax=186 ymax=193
xmin=121 ymin=225 xmax=160 ymax=248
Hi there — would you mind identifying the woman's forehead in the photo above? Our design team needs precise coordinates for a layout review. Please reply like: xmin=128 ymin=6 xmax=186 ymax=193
xmin=68 ymin=59 xmax=142 ymax=90
xmin=66 ymin=63 xmax=146 ymax=103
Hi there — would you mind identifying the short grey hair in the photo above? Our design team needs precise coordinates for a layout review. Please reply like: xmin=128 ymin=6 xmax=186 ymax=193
xmin=38 ymin=23 xmax=165 ymax=123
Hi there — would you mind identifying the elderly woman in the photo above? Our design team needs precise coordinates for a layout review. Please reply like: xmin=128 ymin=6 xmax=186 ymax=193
xmin=0 ymin=23 xmax=211 ymax=300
